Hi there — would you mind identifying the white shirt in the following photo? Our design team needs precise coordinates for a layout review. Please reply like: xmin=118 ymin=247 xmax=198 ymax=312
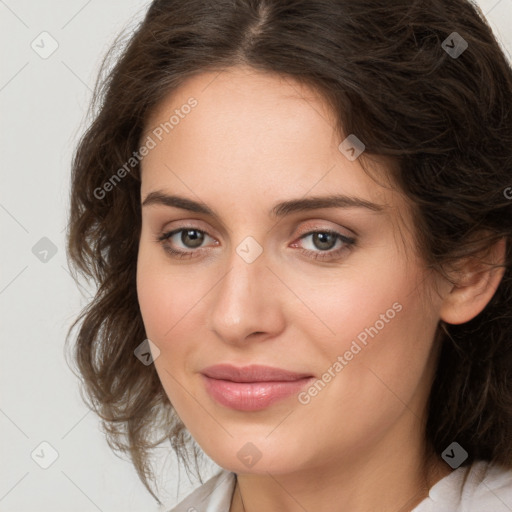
xmin=162 ymin=460 xmax=512 ymax=512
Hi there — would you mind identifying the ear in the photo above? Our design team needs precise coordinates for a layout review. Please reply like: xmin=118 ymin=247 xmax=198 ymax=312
xmin=439 ymin=237 xmax=507 ymax=325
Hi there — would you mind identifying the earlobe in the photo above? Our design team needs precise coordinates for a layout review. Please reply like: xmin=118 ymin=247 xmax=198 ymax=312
xmin=439 ymin=237 xmax=507 ymax=325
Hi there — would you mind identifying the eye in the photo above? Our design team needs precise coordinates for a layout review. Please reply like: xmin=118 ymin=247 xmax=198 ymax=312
xmin=292 ymin=230 xmax=356 ymax=261
xmin=156 ymin=227 xmax=215 ymax=259
xmin=155 ymin=226 xmax=356 ymax=261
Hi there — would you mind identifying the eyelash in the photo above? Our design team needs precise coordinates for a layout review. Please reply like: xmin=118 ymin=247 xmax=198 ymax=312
xmin=155 ymin=226 xmax=356 ymax=262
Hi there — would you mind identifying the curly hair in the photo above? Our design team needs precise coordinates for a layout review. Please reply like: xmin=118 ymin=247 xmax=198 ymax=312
xmin=65 ymin=0 xmax=512 ymax=504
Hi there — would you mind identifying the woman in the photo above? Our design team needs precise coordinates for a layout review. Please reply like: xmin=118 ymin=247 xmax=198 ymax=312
xmin=65 ymin=0 xmax=512 ymax=510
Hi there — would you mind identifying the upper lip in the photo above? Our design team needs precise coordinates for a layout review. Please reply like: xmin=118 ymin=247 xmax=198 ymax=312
xmin=201 ymin=364 xmax=313 ymax=382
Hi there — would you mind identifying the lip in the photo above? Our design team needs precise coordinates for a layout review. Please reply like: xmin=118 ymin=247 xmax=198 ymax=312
xmin=201 ymin=364 xmax=313 ymax=382
xmin=201 ymin=364 xmax=314 ymax=411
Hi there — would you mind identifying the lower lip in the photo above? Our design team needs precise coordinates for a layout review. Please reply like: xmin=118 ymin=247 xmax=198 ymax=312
xmin=201 ymin=375 xmax=314 ymax=411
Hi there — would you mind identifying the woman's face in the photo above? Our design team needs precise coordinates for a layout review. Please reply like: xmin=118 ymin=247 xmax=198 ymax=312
xmin=136 ymin=65 xmax=447 ymax=475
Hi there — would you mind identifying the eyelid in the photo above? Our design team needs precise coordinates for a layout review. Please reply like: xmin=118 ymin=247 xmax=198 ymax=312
xmin=295 ymin=219 xmax=356 ymax=239
xmin=159 ymin=219 xmax=219 ymax=238
xmin=159 ymin=219 xmax=355 ymax=244
xmin=158 ymin=227 xmax=355 ymax=264
xmin=157 ymin=222 xmax=357 ymax=257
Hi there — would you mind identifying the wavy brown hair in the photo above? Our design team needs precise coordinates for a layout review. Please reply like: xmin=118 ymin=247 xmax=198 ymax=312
xmin=65 ymin=0 xmax=512 ymax=504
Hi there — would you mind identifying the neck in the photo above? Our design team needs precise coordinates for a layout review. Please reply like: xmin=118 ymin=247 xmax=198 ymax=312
xmin=229 ymin=448 xmax=451 ymax=512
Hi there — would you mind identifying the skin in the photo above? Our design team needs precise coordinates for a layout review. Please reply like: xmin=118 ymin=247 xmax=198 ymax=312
xmin=136 ymin=65 xmax=506 ymax=512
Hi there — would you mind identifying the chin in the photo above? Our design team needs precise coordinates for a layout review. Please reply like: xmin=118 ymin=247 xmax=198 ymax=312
xmin=201 ymin=439 xmax=305 ymax=476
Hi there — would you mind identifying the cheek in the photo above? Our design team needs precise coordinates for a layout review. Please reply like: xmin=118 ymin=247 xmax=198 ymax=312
xmin=136 ymin=260 xmax=169 ymax=340
xmin=136 ymin=250 xmax=210 ymax=392
xmin=136 ymin=258 xmax=195 ymax=412
xmin=322 ymin=274 xmax=436 ymax=415
xmin=310 ymin=259 xmax=435 ymax=394
xmin=288 ymin=261 xmax=406 ymax=350
xmin=295 ymin=280 xmax=437 ymax=456
xmin=136 ymin=243 xmax=194 ymax=342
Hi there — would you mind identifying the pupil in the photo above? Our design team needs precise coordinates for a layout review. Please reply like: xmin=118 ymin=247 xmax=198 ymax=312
xmin=315 ymin=232 xmax=335 ymax=250
xmin=179 ymin=230 xmax=336 ymax=251
xmin=183 ymin=229 xmax=203 ymax=248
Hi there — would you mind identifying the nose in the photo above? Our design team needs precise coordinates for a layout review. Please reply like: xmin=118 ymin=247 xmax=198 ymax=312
xmin=207 ymin=243 xmax=285 ymax=346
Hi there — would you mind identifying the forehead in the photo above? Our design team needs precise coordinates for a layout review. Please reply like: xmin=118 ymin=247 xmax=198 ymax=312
xmin=145 ymin=65 xmax=333 ymax=130
xmin=140 ymin=66 xmax=405 ymax=222
xmin=143 ymin=65 xmax=340 ymax=162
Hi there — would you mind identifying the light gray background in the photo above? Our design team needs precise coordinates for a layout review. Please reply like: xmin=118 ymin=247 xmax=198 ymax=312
xmin=1 ymin=1 xmax=511 ymax=511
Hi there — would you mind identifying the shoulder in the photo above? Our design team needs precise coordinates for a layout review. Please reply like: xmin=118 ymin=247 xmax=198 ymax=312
xmin=161 ymin=469 xmax=236 ymax=512
xmin=414 ymin=460 xmax=512 ymax=512
xmin=466 ymin=460 xmax=512 ymax=510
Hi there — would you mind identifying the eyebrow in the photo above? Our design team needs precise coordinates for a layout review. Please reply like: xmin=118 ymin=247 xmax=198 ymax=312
xmin=142 ymin=190 xmax=387 ymax=219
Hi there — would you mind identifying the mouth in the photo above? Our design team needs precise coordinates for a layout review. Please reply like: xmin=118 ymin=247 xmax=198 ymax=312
xmin=201 ymin=363 xmax=314 ymax=382
xmin=200 ymin=364 xmax=315 ymax=411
